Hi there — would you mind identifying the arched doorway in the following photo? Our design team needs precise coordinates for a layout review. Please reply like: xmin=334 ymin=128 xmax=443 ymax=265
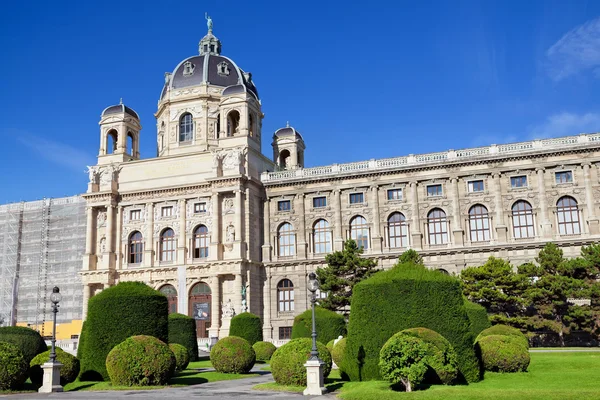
xmin=188 ymin=282 xmax=212 ymax=338
xmin=159 ymin=284 xmax=177 ymax=314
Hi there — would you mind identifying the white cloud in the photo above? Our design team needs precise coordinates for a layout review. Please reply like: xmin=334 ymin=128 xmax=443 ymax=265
xmin=529 ymin=112 xmax=600 ymax=138
xmin=17 ymin=135 xmax=94 ymax=171
xmin=546 ymin=17 xmax=600 ymax=81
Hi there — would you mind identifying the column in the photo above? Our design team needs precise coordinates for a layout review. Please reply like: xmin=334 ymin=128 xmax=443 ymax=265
xmin=296 ymin=193 xmax=307 ymax=257
xmin=333 ymin=190 xmax=344 ymax=251
xmin=492 ymin=173 xmax=508 ymax=242
xmin=233 ymin=273 xmax=243 ymax=314
xmin=371 ymin=186 xmax=382 ymax=252
xmin=178 ymin=199 xmax=187 ymax=263
xmin=144 ymin=203 xmax=154 ymax=267
xmin=451 ymin=178 xmax=464 ymax=246
xmin=262 ymin=274 xmax=272 ymax=340
xmin=116 ymin=207 xmax=123 ymax=269
xmin=583 ymin=163 xmax=599 ymax=234
xmin=210 ymin=193 xmax=220 ymax=260
xmin=235 ymin=190 xmax=244 ymax=257
xmin=106 ymin=204 xmax=115 ymax=269
xmin=262 ymin=198 xmax=272 ymax=261
xmin=536 ymin=168 xmax=552 ymax=238
xmin=83 ymin=207 xmax=96 ymax=270
xmin=209 ymin=275 xmax=220 ymax=338
xmin=410 ymin=182 xmax=422 ymax=249
xmin=82 ymin=284 xmax=90 ymax=320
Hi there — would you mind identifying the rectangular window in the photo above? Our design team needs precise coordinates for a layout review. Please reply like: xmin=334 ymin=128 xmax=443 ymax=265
xmin=130 ymin=210 xmax=141 ymax=220
xmin=313 ymin=196 xmax=327 ymax=208
xmin=278 ymin=200 xmax=291 ymax=211
xmin=387 ymin=189 xmax=403 ymax=201
xmin=349 ymin=193 xmax=364 ymax=204
xmin=279 ymin=326 xmax=292 ymax=340
xmin=468 ymin=180 xmax=484 ymax=193
xmin=510 ymin=176 xmax=528 ymax=188
xmin=427 ymin=184 xmax=443 ymax=197
xmin=161 ymin=206 xmax=173 ymax=217
xmin=194 ymin=202 xmax=206 ymax=213
xmin=555 ymin=171 xmax=573 ymax=184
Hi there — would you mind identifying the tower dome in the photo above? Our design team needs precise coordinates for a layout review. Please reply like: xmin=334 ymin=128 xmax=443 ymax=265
xmin=101 ymin=101 xmax=139 ymax=120
xmin=272 ymin=123 xmax=305 ymax=170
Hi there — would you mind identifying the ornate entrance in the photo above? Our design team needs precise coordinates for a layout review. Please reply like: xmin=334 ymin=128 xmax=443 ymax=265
xmin=188 ymin=282 xmax=212 ymax=338
xmin=159 ymin=284 xmax=178 ymax=314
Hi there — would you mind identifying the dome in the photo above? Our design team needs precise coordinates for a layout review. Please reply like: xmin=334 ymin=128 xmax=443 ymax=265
xmin=101 ymin=103 xmax=139 ymax=119
xmin=274 ymin=124 xmax=303 ymax=140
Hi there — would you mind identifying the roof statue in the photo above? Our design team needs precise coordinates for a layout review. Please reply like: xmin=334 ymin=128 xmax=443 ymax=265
xmin=205 ymin=13 xmax=213 ymax=33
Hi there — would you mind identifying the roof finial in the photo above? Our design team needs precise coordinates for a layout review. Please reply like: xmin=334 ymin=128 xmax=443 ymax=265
xmin=205 ymin=12 xmax=213 ymax=33
xmin=286 ymin=121 xmax=290 ymax=128
xmin=119 ymin=98 xmax=123 ymax=105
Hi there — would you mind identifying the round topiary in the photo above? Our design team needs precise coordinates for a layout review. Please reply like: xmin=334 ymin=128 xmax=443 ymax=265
xmin=210 ymin=336 xmax=255 ymax=373
xmin=379 ymin=334 xmax=429 ymax=392
xmin=0 ymin=341 xmax=28 ymax=390
xmin=326 ymin=339 xmax=335 ymax=352
xmin=79 ymin=282 xmax=169 ymax=381
xmin=0 ymin=326 xmax=48 ymax=364
xmin=106 ymin=335 xmax=176 ymax=386
xmin=396 ymin=328 xmax=459 ymax=385
xmin=331 ymin=337 xmax=346 ymax=367
xmin=252 ymin=341 xmax=276 ymax=362
xmin=168 ymin=313 xmax=199 ymax=362
xmin=229 ymin=312 xmax=263 ymax=346
xmin=30 ymin=347 xmax=80 ymax=387
xmin=270 ymin=338 xmax=332 ymax=386
xmin=477 ymin=335 xmax=530 ymax=373
xmin=477 ymin=324 xmax=529 ymax=349
xmin=169 ymin=343 xmax=190 ymax=372
xmin=291 ymin=307 xmax=346 ymax=345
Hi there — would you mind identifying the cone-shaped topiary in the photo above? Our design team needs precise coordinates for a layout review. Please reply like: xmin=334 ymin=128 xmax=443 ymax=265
xmin=229 ymin=312 xmax=263 ymax=346
xmin=169 ymin=343 xmax=190 ymax=372
xmin=210 ymin=336 xmax=255 ymax=373
xmin=291 ymin=307 xmax=346 ymax=345
xmin=464 ymin=300 xmax=491 ymax=339
xmin=270 ymin=338 xmax=332 ymax=386
xmin=0 ymin=326 xmax=47 ymax=364
xmin=0 ymin=342 xmax=28 ymax=390
xmin=168 ymin=313 xmax=199 ymax=362
xmin=106 ymin=335 xmax=176 ymax=386
xmin=79 ymin=282 xmax=169 ymax=381
xmin=477 ymin=335 xmax=530 ymax=372
xmin=30 ymin=347 xmax=80 ymax=387
xmin=477 ymin=324 xmax=529 ymax=349
xmin=252 ymin=341 xmax=276 ymax=362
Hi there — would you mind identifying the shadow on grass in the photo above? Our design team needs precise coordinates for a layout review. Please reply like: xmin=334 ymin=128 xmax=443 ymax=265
xmin=169 ymin=375 xmax=209 ymax=386
xmin=65 ymin=382 xmax=99 ymax=391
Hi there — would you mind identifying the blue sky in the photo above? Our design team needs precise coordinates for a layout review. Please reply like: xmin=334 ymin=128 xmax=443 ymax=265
xmin=2 ymin=0 xmax=600 ymax=203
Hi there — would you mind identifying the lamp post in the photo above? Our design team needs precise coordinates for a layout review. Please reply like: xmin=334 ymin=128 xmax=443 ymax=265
xmin=304 ymin=272 xmax=327 ymax=396
xmin=39 ymin=287 xmax=63 ymax=393
xmin=49 ymin=287 xmax=62 ymax=363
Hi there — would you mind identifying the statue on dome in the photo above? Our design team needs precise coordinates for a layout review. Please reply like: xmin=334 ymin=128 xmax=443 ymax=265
xmin=205 ymin=13 xmax=213 ymax=32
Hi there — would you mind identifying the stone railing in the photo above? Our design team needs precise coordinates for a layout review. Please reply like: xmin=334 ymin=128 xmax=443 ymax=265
xmin=261 ymin=133 xmax=600 ymax=183
xmin=45 ymin=339 xmax=78 ymax=356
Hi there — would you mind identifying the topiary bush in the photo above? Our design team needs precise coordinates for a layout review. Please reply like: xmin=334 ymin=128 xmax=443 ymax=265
xmin=30 ymin=347 xmax=80 ymax=387
xmin=168 ymin=313 xmax=199 ymax=362
xmin=327 ymin=339 xmax=336 ymax=352
xmin=379 ymin=334 xmax=428 ymax=392
xmin=344 ymin=262 xmax=481 ymax=383
xmin=0 ymin=326 xmax=47 ymax=364
xmin=253 ymin=341 xmax=276 ymax=362
xmin=229 ymin=312 xmax=263 ymax=346
xmin=0 ymin=342 xmax=28 ymax=390
xmin=477 ymin=335 xmax=530 ymax=372
xmin=79 ymin=282 xmax=169 ymax=381
xmin=477 ymin=324 xmax=529 ymax=349
xmin=106 ymin=335 xmax=176 ymax=386
xmin=332 ymin=337 xmax=346 ymax=368
xmin=291 ymin=307 xmax=346 ymax=345
xmin=270 ymin=338 xmax=332 ymax=386
xmin=210 ymin=336 xmax=255 ymax=373
xmin=395 ymin=328 xmax=459 ymax=385
xmin=169 ymin=343 xmax=190 ymax=372
xmin=464 ymin=300 xmax=491 ymax=339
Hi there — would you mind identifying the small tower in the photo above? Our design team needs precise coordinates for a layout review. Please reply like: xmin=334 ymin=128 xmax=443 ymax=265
xmin=98 ymin=101 xmax=142 ymax=164
xmin=272 ymin=123 xmax=305 ymax=170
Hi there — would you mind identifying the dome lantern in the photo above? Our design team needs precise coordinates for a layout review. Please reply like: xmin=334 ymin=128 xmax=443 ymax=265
xmin=199 ymin=14 xmax=222 ymax=56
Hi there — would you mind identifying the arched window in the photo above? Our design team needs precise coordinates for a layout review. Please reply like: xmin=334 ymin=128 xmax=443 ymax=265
xmin=128 ymin=231 xmax=143 ymax=264
xmin=469 ymin=205 xmax=491 ymax=242
xmin=557 ymin=196 xmax=580 ymax=235
xmin=249 ymin=113 xmax=254 ymax=137
xmin=313 ymin=219 xmax=331 ymax=254
xmin=278 ymin=223 xmax=295 ymax=256
xmin=127 ymin=131 xmax=134 ymax=155
xmin=107 ymin=129 xmax=118 ymax=154
xmin=216 ymin=114 xmax=220 ymax=139
xmin=512 ymin=201 xmax=535 ymax=239
xmin=227 ymin=110 xmax=240 ymax=137
xmin=179 ymin=113 xmax=193 ymax=142
xmin=279 ymin=149 xmax=291 ymax=169
xmin=160 ymin=228 xmax=176 ymax=261
xmin=189 ymin=282 xmax=211 ymax=338
xmin=350 ymin=216 xmax=369 ymax=250
xmin=387 ymin=212 xmax=408 ymax=248
xmin=159 ymin=284 xmax=177 ymax=314
xmin=193 ymin=225 xmax=209 ymax=258
xmin=427 ymin=209 xmax=448 ymax=245
xmin=277 ymin=279 xmax=294 ymax=312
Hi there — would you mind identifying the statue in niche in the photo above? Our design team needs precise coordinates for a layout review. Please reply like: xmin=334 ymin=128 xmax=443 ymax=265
xmin=99 ymin=237 xmax=106 ymax=253
xmin=226 ymin=224 xmax=235 ymax=242
xmin=222 ymin=299 xmax=235 ymax=318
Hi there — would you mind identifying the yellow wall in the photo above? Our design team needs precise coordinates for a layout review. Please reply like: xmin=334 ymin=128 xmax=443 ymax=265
xmin=16 ymin=320 xmax=83 ymax=340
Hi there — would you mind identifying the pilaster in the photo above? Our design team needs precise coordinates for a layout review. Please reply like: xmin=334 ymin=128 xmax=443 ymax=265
xmin=492 ymin=172 xmax=508 ymax=242
xmin=296 ymin=193 xmax=307 ymax=257
xmin=333 ymin=190 xmax=343 ymax=251
xmin=370 ymin=186 xmax=382 ymax=252
xmin=262 ymin=198 xmax=272 ymax=261
xmin=583 ymin=163 xmax=599 ymax=234
xmin=409 ymin=182 xmax=422 ymax=249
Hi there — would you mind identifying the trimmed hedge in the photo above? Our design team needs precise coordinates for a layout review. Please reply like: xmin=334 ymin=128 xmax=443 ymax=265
xmin=332 ymin=337 xmax=346 ymax=367
xmin=253 ymin=341 xmax=276 ymax=362
xmin=464 ymin=300 xmax=491 ymax=339
xmin=477 ymin=335 xmax=530 ymax=372
xmin=0 ymin=326 xmax=47 ymax=364
xmin=210 ymin=336 xmax=255 ymax=373
xmin=106 ymin=335 xmax=175 ymax=386
xmin=79 ymin=282 xmax=169 ymax=381
xmin=30 ymin=347 xmax=80 ymax=387
xmin=291 ymin=307 xmax=346 ymax=345
xmin=169 ymin=343 xmax=190 ymax=372
xmin=344 ymin=262 xmax=481 ymax=383
xmin=168 ymin=313 xmax=199 ymax=362
xmin=229 ymin=312 xmax=263 ymax=346
xmin=270 ymin=338 xmax=332 ymax=386
xmin=327 ymin=339 xmax=336 ymax=352
xmin=477 ymin=324 xmax=529 ymax=349
xmin=0 ymin=341 xmax=28 ymax=390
